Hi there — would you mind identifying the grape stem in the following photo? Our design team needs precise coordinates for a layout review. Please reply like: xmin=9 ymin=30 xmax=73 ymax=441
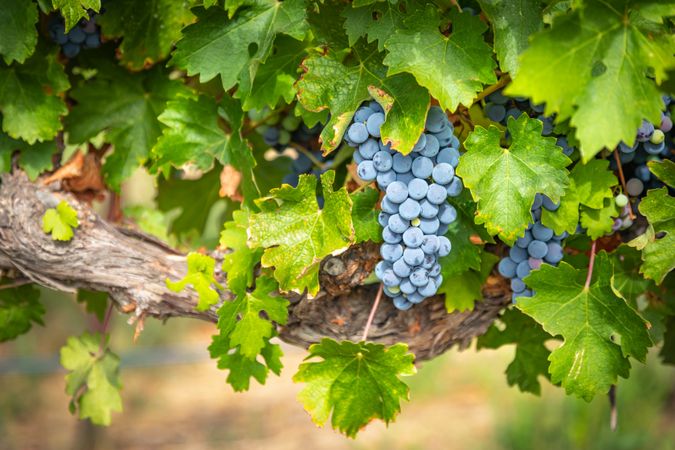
xmin=612 ymin=149 xmax=636 ymax=220
xmin=361 ymin=283 xmax=384 ymax=342
xmin=98 ymin=301 xmax=115 ymax=356
xmin=290 ymin=143 xmax=327 ymax=170
xmin=583 ymin=240 xmax=597 ymax=290
xmin=0 ymin=278 xmax=32 ymax=290
xmin=473 ymin=74 xmax=512 ymax=104
xmin=609 ymin=385 xmax=618 ymax=431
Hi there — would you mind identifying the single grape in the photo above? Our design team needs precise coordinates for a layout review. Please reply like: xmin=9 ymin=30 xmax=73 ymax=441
xmin=62 ymin=42 xmax=80 ymax=58
xmin=360 ymin=139 xmax=379 ymax=159
xmin=376 ymin=170 xmax=396 ymax=189
xmin=650 ymin=129 xmax=665 ymax=144
xmin=410 ymin=268 xmax=429 ymax=287
xmin=438 ymin=236 xmax=451 ymax=257
xmin=527 ymin=240 xmax=549 ymax=259
xmin=68 ymin=27 xmax=86 ymax=44
xmin=366 ymin=112 xmax=385 ymax=137
xmin=400 ymin=279 xmax=416 ymax=294
xmin=528 ymin=258 xmax=543 ymax=270
xmin=425 ymin=106 xmax=446 ymax=133
xmin=419 ymin=217 xmax=440 ymax=235
xmin=407 ymin=292 xmax=425 ymax=304
xmin=419 ymin=199 xmax=439 ymax=219
xmin=357 ymin=161 xmax=377 ymax=181
xmin=381 ymin=196 xmax=398 ymax=214
xmin=373 ymin=151 xmax=393 ymax=171
xmin=541 ymin=195 xmax=559 ymax=211
xmin=615 ymin=194 xmax=628 ymax=208
xmin=399 ymin=198 xmax=421 ymax=220
xmin=438 ymin=203 xmax=457 ymax=225
xmin=626 ymin=178 xmax=644 ymax=197
xmin=516 ymin=230 xmax=533 ymax=248
xmin=354 ymin=106 xmax=374 ymax=123
xmin=412 ymin=134 xmax=427 ymax=152
xmin=375 ymin=261 xmax=389 ymax=279
xmin=436 ymin=148 xmax=460 ymax=167
xmin=392 ymin=152 xmax=412 ymax=173
xmin=486 ymin=103 xmax=506 ymax=122
xmin=412 ymin=156 xmax=433 ymax=179
xmin=511 ymin=278 xmax=526 ymax=293
xmin=393 ymin=296 xmax=413 ymax=310
xmin=426 ymin=184 xmax=447 ymax=204
xmin=432 ymin=163 xmax=454 ymax=185
xmin=382 ymin=269 xmax=401 ymax=287
xmin=382 ymin=226 xmax=402 ymax=244
xmin=380 ymin=243 xmax=403 ymax=262
xmin=531 ymin=223 xmax=554 ymax=241
xmin=429 ymin=263 xmax=441 ymax=277
xmin=84 ymin=33 xmax=101 ymax=49
xmin=516 ymin=260 xmax=531 ymax=279
xmin=403 ymin=247 xmax=425 ymax=266
xmin=544 ymin=242 xmax=564 ymax=264
xmin=348 ymin=122 xmax=369 ymax=143
xmin=403 ymin=227 xmax=424 ymax=248
xmin=419 ymin=279 xmax=437 ymax=297
xmin=421 ymin=235 xmax=439 ymax=254
xmin=408 ymin=178 xmax=428 ymax=200
xmin=420 ymin=134 xmax=440 ymax=157
xmin=378 ymin=212 xmax=390 ymax=228
xmin=393 ymin=258 xmax=412 ymax=278
xmin=386 ymin=181 xmax=409 ymax=204
xmin=498 ymin=258 xmax=517 ymax=278
xmin=636 ymin=120 xmax=655 ymax=142
xmin=388 ymin=214 xmax=410 ymax=234
xmin=509 ymin=246 xmax=528 ymax=263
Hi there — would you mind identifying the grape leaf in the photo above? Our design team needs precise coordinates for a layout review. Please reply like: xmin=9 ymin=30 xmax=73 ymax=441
xmin=0 ymin=283 xmax=44 ymax=342
xmin=216 ymin=275 xmax=288 ymax=359
xmin=383 ymin=7 xmax=496 ymax=112
xmin=609 ymin=245 xmax=653 ymax=305
xmin=542 ymin=159 xmax=617 ymax=235
xmin=156 ymin=167 xmax=224 ymax=236
xmin=170 ymin=2 xmax=307 ymax=90
xmin=0 ymin=133 xmax=57 ymax=180
xmin=60 ymin=332 xmax=123 ymax=426
xmin=477 ymin=308 xmax=553 ymax=395
xmin=77 ymin=290 xmax=108 ymax=322
xmin=506 ymin=0 xmax=675 ymax=161
xmin=96 ymin=0 xmax=193 ymax=69
xmin=297 ymin=43 xmax=429 ymax=154
xmin=52 ymin=0 xmax=100 ymax=32
xmin=66 ymin=60 xmax=190 ymax=189
xmin=517 ymin=253 xmax=652 ymax=401
xmin=351 ymin=188 xmax=382 ymax=244
xmin=236 ymin=35 xmax=307 ymax=111
xmin=293 ymin=339 xmax=416 ymax=438
xmin=209 ymin=338 xmax=283 ymax=392
xmin=249 ymin=171 xmax=354 ymax=296
xmin=579 ymin=197 xmax=617 ymax=240
xmin=306 ymin=0 xmax=349 ymax=49
xmin=458 ymin=114 xmax=571 ymax=244
xmin=440 ymin=251 xmax=498 ymax=313
xmin=342 ymin=0 xmax=406 ymax=51
xmin=166 ymin=252 xmax=224 ymax=311
xmin=648 ymin=159 xmax=675 ymax=187
xmin=42 ymin=200 xmax=79 ymax=241
xmin=476 ymin=0 xmax=543 ymax=75
xmin=0 ymin=0 xmax=38 ymax=64
xmin=220 ymin=210 xmax=263 ymax=296
xmin=0 ymin=46 xmax=69 ymax=143
xmin=628 ymin=187 xmax=675 ymax=284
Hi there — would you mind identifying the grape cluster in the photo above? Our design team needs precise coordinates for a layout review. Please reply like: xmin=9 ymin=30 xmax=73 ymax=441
xmin=248 ymin=108 xmax=329 ymax=188
xmin=348 ymin=103 xmax=463 ymax=310
xmin=484 ymin=89 xmax=575 ymax=157
xmin=49 ymin=13 xmax=101 ymax=58
xmin=613 ymin=96 xmax=674 ymax=198
xmin=497 ymin=194 xmax=567 ymax=302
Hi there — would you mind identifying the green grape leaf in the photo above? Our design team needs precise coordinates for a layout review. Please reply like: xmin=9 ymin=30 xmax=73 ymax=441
xmin=342 ymin=0 xmax=406 ymax=51
xmin=52 ymin=0 xmax=100 ymax=32
xmin=648 ymin=159 xmax=675 ymax=187
xmin=216 ymin=275 xmax=288 ymax=359
xmin=170 ymin=2 xmax=307 ymax=90
xmin=506 ymin=0 xmax=675 ymax=161
xmin=166 ymin=252 xmax=224 ymax=311
xmin=628 ymin=187 xmax=675 ymax=284
xmin=249 ymin=171 xmax=354 ymax=296
xmin=458 ymin=114 xmax=571 ymax=244
xmin=0 ymin=46 xmax=69 ymax=143
xmin=440 ymin=251 xmax=498 ymax=313
xmin=220 ymin=210 xmax=263 ymax=296
xmin=0 ymin=0 xmax=38 ymax=64
xmin=0 ymin=133 xmax=57 ymax=180
xmin=209 ymin=338 xmax=283 ymax=392
xmin=60 ymin=332 xmax=122 ymax=426
xmin=476 ymin=0 xmax=543 ymax=75
xmin=542 ymin=159 xmax=617 ymax=235
xmin=77 ymin=290 xmax=108 ymax=322
xmin=236 ymin=35 xmax=307 ymax=110
xmin=297 ymin=43 xmax=429 ymax=154
xmin=579 ymin=197 xmax=617 ymax=240
xmin=157 ymin=167 xmax=224 ymax=236
xmin=383 ymin=7 xmax=496 ymax=112
xmin=97 ymin=0 xmax=193 ymax=69
xmin=351 ymin=188 xmax=382 ymax=244
xmin=609 ymin=245 xmax=653 ymax=305
xmin=517 ymin=253 xmax=653 ymax=401
xmin=306 ymin=0 xmax=349 ymax=49
xmin=0 ymin=283 xmax=44 ymax=342
xmin=42 ymin=200 xmax=79 ymax=241
xmin=293 ymin=339 xmax=416 ymax=438
xmin=66 ymin=61 xmax=190 ymax=189
xmin=477 ymin=308 xmax=553 ymax=395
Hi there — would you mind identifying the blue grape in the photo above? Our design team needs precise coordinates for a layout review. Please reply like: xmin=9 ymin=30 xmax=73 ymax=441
xmin=509 ymin=245 xmax=528 ymax=263
xmin=403 ymin=227 xmax=424 ymax=248
xmin=515 ymin=230 xmax=533 ymax=248
xmin=348 ymin=122 xmax=369 ymax=143
xmin=419 ymin=218 xmax=440 ymax=235
xmin=375 ymin=261 xmax=389 ymax=279
xmin=410 ymin=268 xmax=429 ymax=287
xmin=354 ymin=106 xmax=374 ymax=123
xmin=382 ymin=226 xmax=401 ymax=244
xmin=420 ymin=134 xmax=440 ymax=157
xmin=388 ymin=214 xmax=409 ymax=234
xmin=393 ymin=258 xmax=412 ymax=278
xmin=357 ymin=161 xmax=376 ymax=181
xmin=360 ymin=139 xmax=379 ymax=159
xmin=62 ymin=43 xmax=80 ymax=58
xmin=511 ymin=278 xmax=526 ymax=293
xmin=429 ymin=263 xmax=441 ymax=277
xmin=446 ymin=177 xmax=463 ymax=197
xmin=378 ymin=212 xmax=390 ymax=227
xmin=407 ymin=292 xmax=425 ymax=304
xmin=527 ymin=240 xmax=549 ymax=258
xmin=412 ymin=156 xmax=433 ymax=178
xmin=373 ymin=151 xmax=393 ymax=171
xmin=421 ymin=235 xmax=439 ymax=254
xmin=426 ymin=184 xmax=447 ymax=204
xmin=437 ymin=148 xmax=460 ymax=167
xmin=393 ymin=296 xmax=413 ymax=310
xmin=376 ymin=170 xmax=396 ymax=189
xmin=498 ymin=258 xmax=517 ymax=278
xmin=438 ymin=236 xmax=451 ymax=257
xmin=400 ymin=279 xmax=416 ymax=294
xmin=432 ymin=163 xmax=454 ymax=185
xmin=386 ymin=181 xmax=408 ymax=203
xmin=403 ymin=248 xmax=425 ymax=266
xmin=396 ymin=172 xmax=414 ymax=184
xmin=438 ymin=203 xmax=457 ymax=225
xmin=413 ymin=134 xmax=427 ymax=152
xmin=486 ymin=103 xmax=506 ymax=122
xmin=419 ymin=200 xmax=439 ymax=219
xmin=381 ymin=244 xmax=403 ymax=262
xmin=381 ymin=196 xmax=399 ymax=214
xmin=544 ymin=242 xmax=564 ymax=264
xmin=399 ymin=198 xmax=421 ymax=220
xmin=532 ymin=223 xmax=554 ymax=241
xmin=366 ymin=112 xmax=385 ymax=137
xmin=392 ymin=153 xmax=412 ymax=173
xmin=382 ymin=270 xmax=401 ymax=287
xmin=516 ymin=260 xmax=531 ymax=279
xmin=425 ymin=106 xmax=446 ymax=133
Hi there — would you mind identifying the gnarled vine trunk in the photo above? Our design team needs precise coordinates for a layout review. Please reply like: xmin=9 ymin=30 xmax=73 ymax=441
xmin=0 ymin=172 xmax=510 ymax=361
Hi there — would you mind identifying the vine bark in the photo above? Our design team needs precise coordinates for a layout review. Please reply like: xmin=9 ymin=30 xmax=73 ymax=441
xmin=0 ymin=172 xmax=510 ymax=361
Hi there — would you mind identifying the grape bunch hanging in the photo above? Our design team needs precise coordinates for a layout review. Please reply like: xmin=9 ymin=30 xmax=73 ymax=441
xmin=48 ymin=11 xmax=102 ymax=58
xmin=347 ymin=104 xmax=463 ymax=310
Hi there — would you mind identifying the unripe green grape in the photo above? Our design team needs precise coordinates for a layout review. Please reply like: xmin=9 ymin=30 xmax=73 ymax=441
xmin=278 ymin=129 xmax=291 ymax=145
xmin=282 ymin=115 xmax=301 ymax=131
xmin=650 ymin=129 xmax=665 ymax=144
xmin=615 ymin=194 xmax=628 ymax=207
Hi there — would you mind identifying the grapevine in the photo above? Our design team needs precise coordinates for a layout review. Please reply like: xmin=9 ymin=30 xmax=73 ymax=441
xmin=0 ymin=0 xmax=673 ymax=442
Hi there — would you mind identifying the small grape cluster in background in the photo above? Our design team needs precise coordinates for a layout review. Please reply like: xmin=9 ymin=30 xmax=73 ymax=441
xmin=249 ymin=108 xmax=330 ymax=189
xmin=484 ymin=89 xmax=575 ymax=157
xmin=348 ymin=103 xmax=463 ymax=310
xmin=498 ymin=194 xmax=567 ymax=302
xmin=49 ymin=12 xmax=102 ymax=58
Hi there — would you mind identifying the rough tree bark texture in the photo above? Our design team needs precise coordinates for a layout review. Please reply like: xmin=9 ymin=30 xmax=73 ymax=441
xmin=0 ymin=172 xmax=510 ymax=361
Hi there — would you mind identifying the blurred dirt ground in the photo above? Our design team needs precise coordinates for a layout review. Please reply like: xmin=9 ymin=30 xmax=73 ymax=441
xmin=1 ymin=291 xmax=674 ymax=450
